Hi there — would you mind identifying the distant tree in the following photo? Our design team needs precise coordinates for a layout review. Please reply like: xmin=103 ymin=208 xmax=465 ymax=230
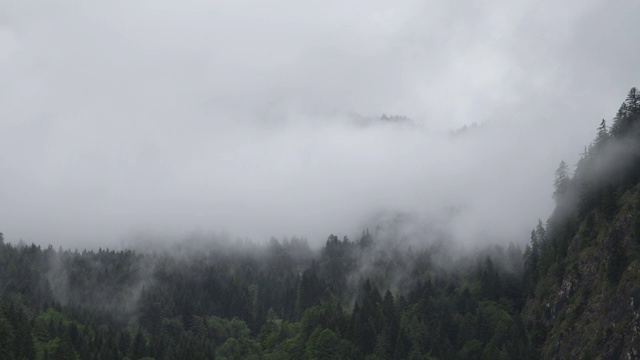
xmin=358 ymin=229 xmax=373 ymax=248
xmin=593 ymin=119 xmax=609 ymax=152
xmin=535 ymin=220 xmax=546 ymax=244
xmin=553 ymin=161 xmax=570 ymax=202
xmin=611 ymin=87 xmax=640 ymax=137
xmin=295 ymin=265 xmax=325 ymax=317
xmin=481 ymin=257 xmax=501 ymax=300
xmin=523 ymin=230 xmax=540 ymax=285
xmin=626 ymin=87 xmax=640 ymax=112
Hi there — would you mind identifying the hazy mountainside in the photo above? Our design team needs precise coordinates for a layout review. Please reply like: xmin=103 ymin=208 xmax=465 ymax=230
xmin=0 ymin=232 xmax=528 ymax=359
xmin=1 ymin=88 xmax=640 ymax=359
xmin=522 ymin=87 xmax=640 ymax=359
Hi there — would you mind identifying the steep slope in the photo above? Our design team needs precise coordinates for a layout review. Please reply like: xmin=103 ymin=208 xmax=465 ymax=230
xmin=523 ymin=88 xmax=640 ymax=360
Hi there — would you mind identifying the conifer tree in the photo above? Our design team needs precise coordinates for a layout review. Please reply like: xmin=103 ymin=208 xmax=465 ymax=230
xmin=611 ymin=87 xmax=640 ymax=137
xmin=553 ymin=161 xmax=570 ymax=202
xmin=593 ymin=119 xmax=609 ymax=152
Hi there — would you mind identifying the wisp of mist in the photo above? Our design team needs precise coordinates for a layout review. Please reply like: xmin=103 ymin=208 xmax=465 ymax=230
xmin=1 ymin=0 xmax=638 ymax=249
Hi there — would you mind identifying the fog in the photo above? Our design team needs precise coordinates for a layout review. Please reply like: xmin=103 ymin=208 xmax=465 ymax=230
xmin=1 ymin=0 xmax=639 ymax=249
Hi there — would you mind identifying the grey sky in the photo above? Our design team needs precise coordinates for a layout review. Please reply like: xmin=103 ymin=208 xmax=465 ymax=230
xmin=1 ymin=0 xmax=639 ymax=248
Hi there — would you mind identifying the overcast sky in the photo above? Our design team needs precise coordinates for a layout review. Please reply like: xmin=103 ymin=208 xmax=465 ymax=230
xmin=1 ymin=0 xmax=639 ymax=248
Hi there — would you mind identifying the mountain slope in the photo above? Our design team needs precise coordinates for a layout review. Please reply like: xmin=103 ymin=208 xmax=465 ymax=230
xmin=523 ymin=87 xmax=640 ymax=360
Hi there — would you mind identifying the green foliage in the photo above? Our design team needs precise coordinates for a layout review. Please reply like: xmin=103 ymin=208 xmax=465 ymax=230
xmin=216 ymin=336 xmax=262 ymax=360
xmin=0 ymin=231 xmax=530 ymax=359
xmin=304 ymin=327 xmax=356 ymax=359
xmin=0 ymin=314 xmax=15 ymax=359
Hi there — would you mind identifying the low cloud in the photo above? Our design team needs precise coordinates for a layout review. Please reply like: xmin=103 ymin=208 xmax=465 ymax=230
xmin=1 ymin=0 xmax=639 ymax=248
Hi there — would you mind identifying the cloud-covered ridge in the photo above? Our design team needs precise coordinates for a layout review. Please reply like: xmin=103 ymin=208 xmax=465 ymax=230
xmin=1 ymin=0 xmax=639 ymax=248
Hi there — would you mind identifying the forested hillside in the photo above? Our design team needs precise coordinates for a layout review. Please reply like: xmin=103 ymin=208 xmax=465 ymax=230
xmin=522 ymin=87 xmax=640 ymax=359
xmin=0 ymin=231 xmax=528 ymax=359
xmin=1 ymin=88 xmax=640 ymax=359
